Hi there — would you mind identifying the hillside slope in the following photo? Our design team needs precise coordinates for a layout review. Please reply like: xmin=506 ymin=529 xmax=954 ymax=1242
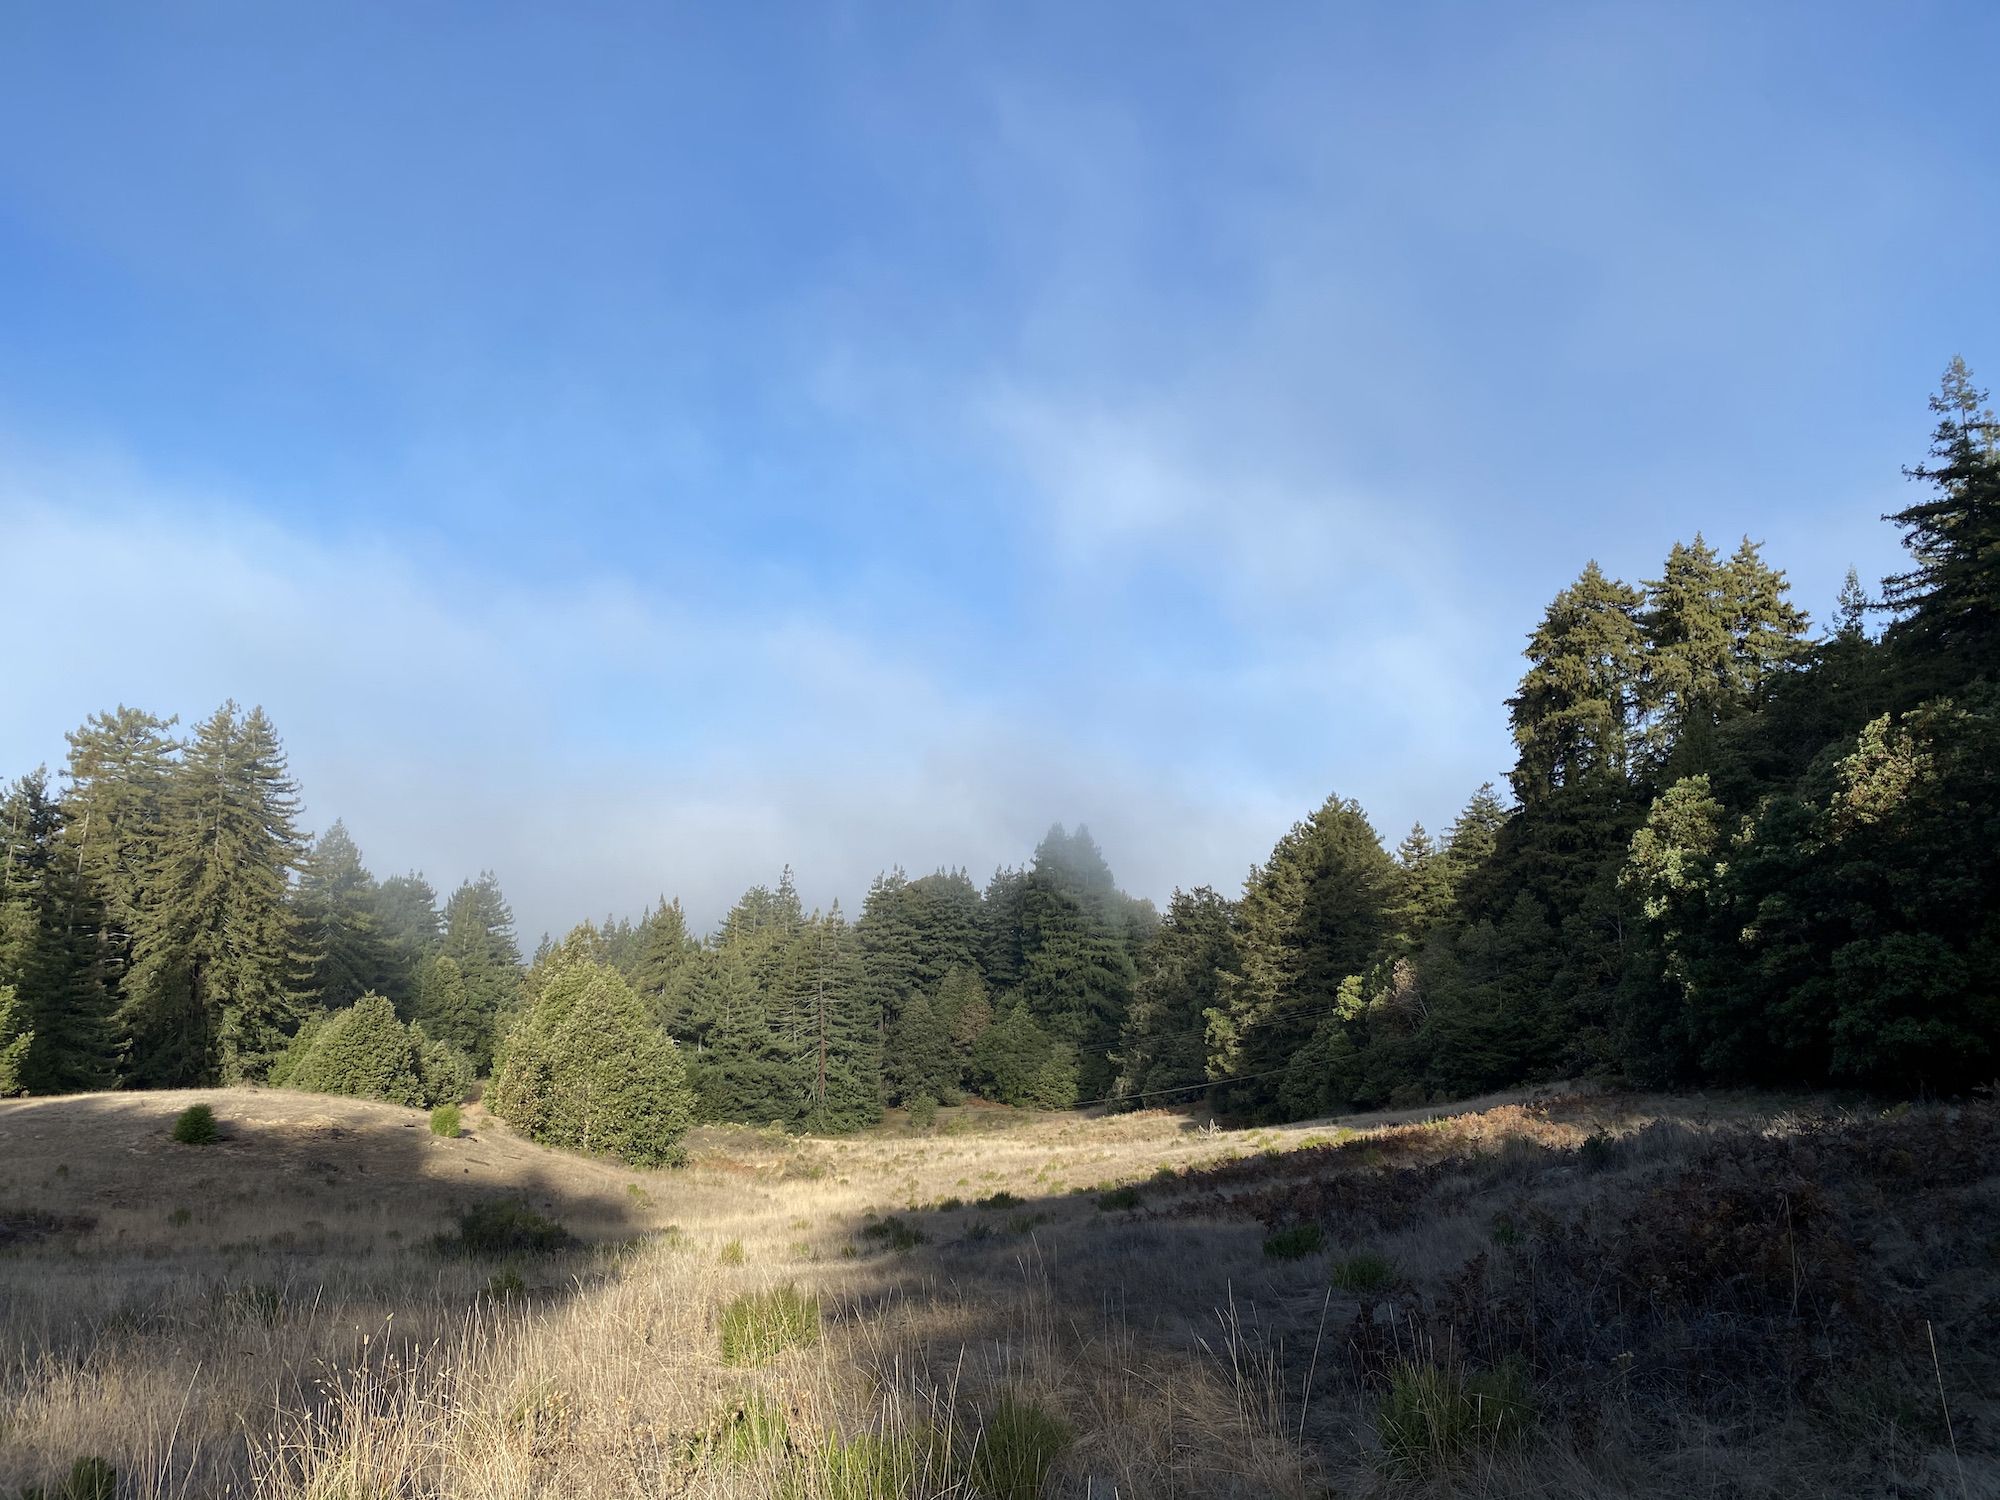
xmin=2 ymin=1086 xmax=1995 ymax=1498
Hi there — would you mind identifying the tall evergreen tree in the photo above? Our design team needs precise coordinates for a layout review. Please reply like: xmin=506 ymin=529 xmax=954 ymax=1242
xmin=1019 ymin=824 xmax=1138 ymax=1099
xmin=296 ymin=821 xmax=394 ymax=1011
xmin=123 ymin=704 xmax=308 ymax=1084
xmin=630 ymin=896 xmax=701 ymax=1028
xmin=437 ymin=871 xmax=522 ymax=1070
xmin=0 ymin=770 xmax=114 ymax=1092
xmin=1116 ymin=885 xmax=1237 ymax=1105
xmin=1881 ymin=357 xmax=2000 ymax=691
xmin=373 ymin=872 xmax=442 ymax=996
xmin=1210 ymin=795 xmax=1394 ymax=1117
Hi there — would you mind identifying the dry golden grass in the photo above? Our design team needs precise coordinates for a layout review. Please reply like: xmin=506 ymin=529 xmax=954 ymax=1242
xmin=1 ymin=1083 xmax=1992 ymax=1497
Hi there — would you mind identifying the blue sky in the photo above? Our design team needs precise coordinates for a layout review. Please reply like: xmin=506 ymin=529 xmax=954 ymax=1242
xmin=2 ymin=2 xmax=1995 ymax=938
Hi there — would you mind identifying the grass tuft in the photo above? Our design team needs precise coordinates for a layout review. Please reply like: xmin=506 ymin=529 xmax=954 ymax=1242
xmin=973 ymin=1394 xmax=1073 ymax=1500
xmin=436 ymin=1199 xmax=573 ymax=1258
xmin=1262 ymin=1222 xmax=1324 ymax=1260
xmin=1329 ymin=1250 xmax=1399 ymax=1294
xmin=429 ymin=1102 xmax=461 ymax=1138
xmin=1377 ymin=1357 xmax=1533 ymax=1477
xmin=720 ymin=1285 xmax=821 ymax=1365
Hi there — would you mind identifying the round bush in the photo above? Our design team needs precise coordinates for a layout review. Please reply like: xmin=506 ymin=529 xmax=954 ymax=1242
xmin=171 ymin=1104 xmax=218 ymax=1145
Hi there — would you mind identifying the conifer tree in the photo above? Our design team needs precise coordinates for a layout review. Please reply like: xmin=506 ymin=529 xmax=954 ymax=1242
xmin=1019 ymin=825 xmax=1137 ymax=1098
xmin=58 ymin=708 xmax=178 ymax=1034
xmin=373 ymin=871 xmax=441 ymax=998
xmin=1881 ymin=357 xmax=2000 ymax=690
xmin=1116 ymin=885 xmax=1237 ymax=1105
xmin=489 ymin=952 xmax=695 ymax=1166
xmin=1210 ymin=795 xmax=1393 ymax=1117
xmin=0 ymin=984 xmax=29 ymax=1095
xmin=296 ymin=821 xmax=395 ymax=1010
xmin=630 ymin=896 xmax=700 ymax=1027
xmin=774 ymin=905 xmax=881 ymax=1129
xmin=437 ymin=871 xmax=523 ymax=1070
xmin=887 ymin=990 xmax=955 ymax=1105
xmin=122 ymin=704 xmax=308 ymax=1084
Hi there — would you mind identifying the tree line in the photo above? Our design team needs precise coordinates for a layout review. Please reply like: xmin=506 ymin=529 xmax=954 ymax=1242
xmin=2 ymin=361 xmax=1994 ymax=1155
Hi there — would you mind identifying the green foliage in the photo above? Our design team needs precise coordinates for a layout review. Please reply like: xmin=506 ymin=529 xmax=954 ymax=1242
xmin=489 ymin=951 xmax=696 ymax=1166
xmin=1377 ymin=1358 xmax=1533 ymax=1477
xmin=786 ymin=1431 xmax=931 ymax=1500
xmin=0 ymin=984 xmax=30 ymax=1095
xmin=1262 ymin=1223 xmax=1324 ymax=1260
xmin=430 ymin=1102 xmax=462 ymax=1138
xmin=972 ymin=1394 xmax=1073 ymax=1500
xmin=437 ymin=1199 xmax=573 ymax=1258
xmin=436 ymin=872 xmax=523 ymax=1071
xmin=1117 ymin=885 xmax=1236 ymax=1105
xmin=273 ymin=992 xmax=471 ymax=1108
xmin=719 ymin=1285 xmax=821 ymax=1365
xmin=970 ymin=1005 xmax=1077 ymax=1109
xmin=16 ymin=1455 xmax=116 ymax=1500
xmin=719 ymin=1392 xmax=790 ymax=1464
xmin=1329 ymin=1251 xmax=1399 ymax=1293
xmin=1094 ymin=1185 xmax=1142 ymax=1211
xmin=123 ymin=703 xmax=309 ymax=1085
xmin=171 ymin=1103 xmax=218 ymax=1145
xmin=1211 ymin=796 xmax=1394 ymax=1117
xmin=858 ymin=1215 xmax=926 ymax=1251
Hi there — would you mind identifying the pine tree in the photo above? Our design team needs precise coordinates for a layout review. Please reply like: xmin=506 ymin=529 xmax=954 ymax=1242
xmin=0 ymin=984 xmax=29 ymax=1094
xmin=1638 ymin=535 xmax=1736 ymax=777
xmin=373 ymin=872 xmax=441 ymax=999
xmin=1116 ymin=885 xmax=1236 ymax=1105
xmin=1018 ymin=825 xmax=1137 ymax=1098
xmin=58 ymin=708 xmax=178 ymax=1044
xmin=1382 ymin=824 xmax=1453 ymax=954
xmin=437 ymin=872 xmax=523 ymax=1070
xmin=630 ymin=896 xmax=700 ymax=1027
xmin=772 ymin=912 xmax=884 ymax=1136
xmin=686 ymin=946 xmax=790 ymax=1122
xmin=1210 ymin=795 xmax=1394 ymax=1117
xmin=887 ymin=990 xmax=955 ymax=1106
xmin=296 ymin=821 xmax=395 ymax=1011
xmin=122 ymin=704 xmax=308 ymax=1084
xmin=1882 ymin=357 xmax=2000 ymax=690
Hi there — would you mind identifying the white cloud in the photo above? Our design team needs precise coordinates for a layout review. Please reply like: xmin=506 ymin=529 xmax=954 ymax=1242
xmin=0 ymin=450 xmax=1338 ymax=939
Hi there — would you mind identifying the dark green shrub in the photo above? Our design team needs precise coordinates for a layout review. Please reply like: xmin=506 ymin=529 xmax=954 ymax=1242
xmin=274 ymin=993 xmax=473 ymax=1109
xmin=483 ymin=1268 xmax=527 ymax=1301
xmin=977 ymin=1190 xmax=1023 ymax=1210
xmin=438 ymin=1199 xmax=574 ymax=1258
xmin=1377 ymin=1358 xmax=1533 ymax=1477
xmin=18 ymin=1456 xmax=116 ymax=1500
xmin=1262 ymin=1223 xmax=1324 ymax=1260
xmin=1095 ymin=1185 xmax=1143 ymax=1211
xmin=973 ymin=1394 xmax=1072 ymax=1500
xmin=906 ymin=1093 xmax=939 ymax=1128
xmin=720 ymin=1285 xmax=821 ymax=1364
xmin=171 ymin=1104 xmax=218 ymax=1145
xmin=430 ymin=1102 xmax=462 ymax=1138
xmin=1329 ymin=1251 xmax=1399 ymax=1293
xmin=488 ymin=952 xmax=696 ymax=1167
xmin=859 ymin=1215 xmax=926 ymax=1252
xmin=1578 ymin=1131 xmax=1618 ymax=1171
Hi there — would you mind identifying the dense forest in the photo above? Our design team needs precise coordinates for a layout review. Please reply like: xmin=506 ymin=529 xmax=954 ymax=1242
xmin=2 ymin=364 xmax=1995 ymax=1158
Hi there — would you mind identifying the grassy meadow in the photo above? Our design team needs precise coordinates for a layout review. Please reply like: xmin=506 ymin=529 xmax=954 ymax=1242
xmin=1 ymin=1086 xmax=1995 ymax=1498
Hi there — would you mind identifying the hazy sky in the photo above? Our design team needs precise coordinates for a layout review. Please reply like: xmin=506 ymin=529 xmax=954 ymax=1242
xmin=2 ymin=3 xmax=1995 ymax=939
